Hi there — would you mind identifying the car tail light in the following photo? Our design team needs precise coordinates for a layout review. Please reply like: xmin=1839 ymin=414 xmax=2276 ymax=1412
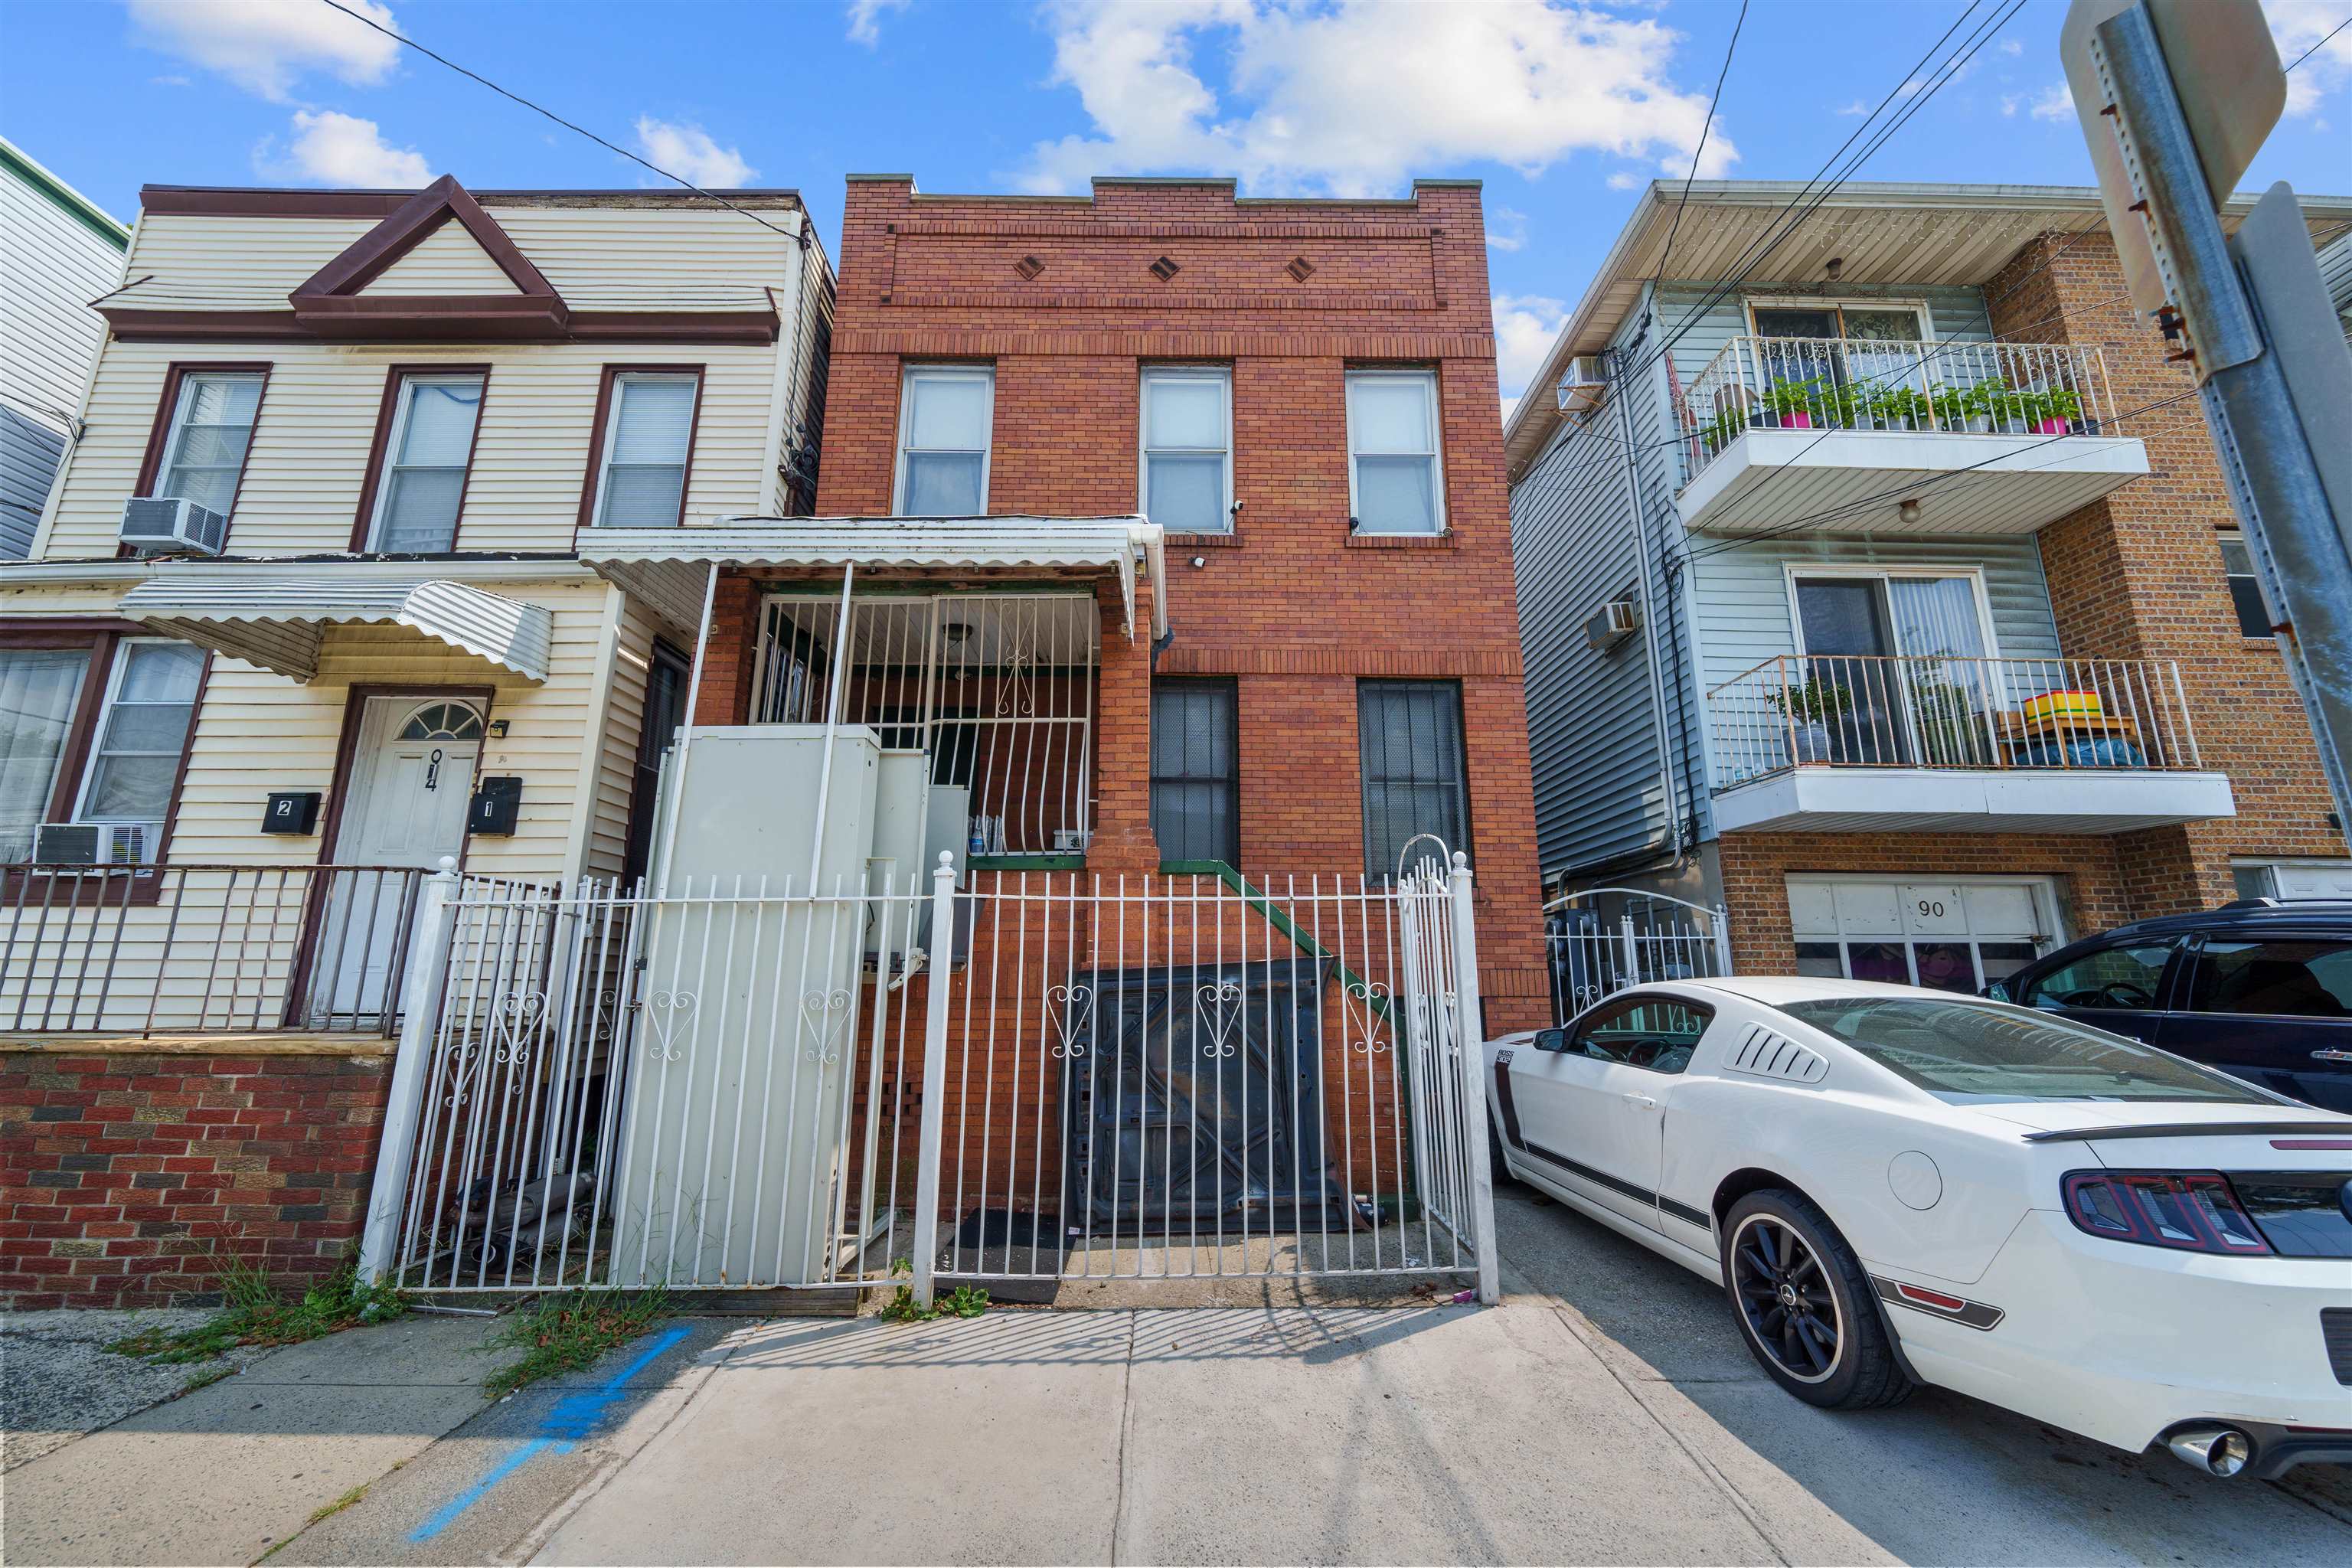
xmin=2062 ymin=1170 xmax=2273 ymax=1255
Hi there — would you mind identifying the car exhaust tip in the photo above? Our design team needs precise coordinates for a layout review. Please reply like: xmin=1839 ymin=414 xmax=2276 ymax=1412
xmin=2166 ymin=1427 xmax=2252 ymax=1478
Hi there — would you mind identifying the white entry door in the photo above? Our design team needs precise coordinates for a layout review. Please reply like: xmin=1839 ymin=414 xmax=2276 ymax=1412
xmin=311 ymin=698 xmax=482 ymax=1024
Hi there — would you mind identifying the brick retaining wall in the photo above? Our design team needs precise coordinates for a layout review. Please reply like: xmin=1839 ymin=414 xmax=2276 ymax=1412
xmin=0 ymin=1044 xmax=392 ymax=1309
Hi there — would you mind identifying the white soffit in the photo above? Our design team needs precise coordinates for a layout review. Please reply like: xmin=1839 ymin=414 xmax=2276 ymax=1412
xmin=117 ymin=574 xmax=553 ymax=683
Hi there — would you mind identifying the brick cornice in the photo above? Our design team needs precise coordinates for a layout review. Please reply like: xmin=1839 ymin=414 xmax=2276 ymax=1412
xmin=833 ymin=329 xmax=1495 ymax=360
xmin=1157 ymin=645 xmax=1522 ymax=678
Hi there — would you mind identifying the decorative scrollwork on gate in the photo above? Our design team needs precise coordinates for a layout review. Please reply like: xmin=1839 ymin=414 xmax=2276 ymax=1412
xmin=800 ymin=988 xmax=854 ymax=1063
xmin=492 ymin=991 xmax=547 ymax=1068
xmin=1048 ymin=982 xmax=1093 ymax=1059
xmin=640 ymin=990 xmax=697 ymax=1063
xmin=1194 ymin=979 xmax=1243 ymax=1059
xmin=1343 ymin=977 xmax=1392 ymax=1056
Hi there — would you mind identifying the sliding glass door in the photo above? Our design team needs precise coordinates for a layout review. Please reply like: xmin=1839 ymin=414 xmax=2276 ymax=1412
xmin=1792 ymin=572 xmax=1995 ymax=767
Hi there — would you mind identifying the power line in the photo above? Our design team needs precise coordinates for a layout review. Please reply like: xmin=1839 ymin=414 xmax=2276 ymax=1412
xmin=313 ymin=0 xmax=795 ymax=240
xmin=1651 ymin=0 xmax=1749 ymax=288
xmin=2286 ymin=16 xmax=2351 ymax=71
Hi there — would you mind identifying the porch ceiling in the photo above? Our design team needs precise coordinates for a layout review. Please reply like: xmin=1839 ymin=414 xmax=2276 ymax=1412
xmin=577 ymin=515 xmax=1167 ymax=639
xmin=116 ymin=573 xmax=552 ymax=682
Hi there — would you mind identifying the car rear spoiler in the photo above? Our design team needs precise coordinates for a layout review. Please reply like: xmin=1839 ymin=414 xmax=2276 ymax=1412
xmin=2019 ymin=1120 xmax=2352 ymax=1143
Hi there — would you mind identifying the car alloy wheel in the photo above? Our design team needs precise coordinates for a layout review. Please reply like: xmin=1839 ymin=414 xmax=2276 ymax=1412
xmin=1730 ymin=1212 xmax=1843 ymax=1384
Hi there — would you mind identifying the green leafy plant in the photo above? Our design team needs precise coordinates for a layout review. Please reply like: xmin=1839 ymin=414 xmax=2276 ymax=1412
xmin=1865 ymin=384 xmax=1934 ymax=430
xmin=109 ymin=1256 xmax=405 ymax=1365
xmin=1761 ymin=377 xmax=1829 ymax=424
xmin=1764 ymin=675 xmax=1854 ymax=727
xmin=877 ymin=1259 xmax=990 ymax=1322
xmin=480 ymin=1289 xmax=670 ymax=1397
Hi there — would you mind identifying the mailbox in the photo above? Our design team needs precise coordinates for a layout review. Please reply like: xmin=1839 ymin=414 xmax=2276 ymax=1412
xmin=469 ymin=776 xmax=522 ymax=836
xmin=262 ymin=791 xmax=322 ymax=835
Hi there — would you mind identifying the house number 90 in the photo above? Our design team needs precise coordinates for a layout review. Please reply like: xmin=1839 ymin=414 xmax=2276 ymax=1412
xmin=426 ymin=748 xmax=443 ymax=791
xmin=1917 ymin=899 xmax=1945 ymax=918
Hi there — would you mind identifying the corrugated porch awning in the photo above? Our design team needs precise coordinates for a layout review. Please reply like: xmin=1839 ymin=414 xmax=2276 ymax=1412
xmin=117 ymin=575 xmax=554 ymax=683
xmin=576 ymin=516 xmax=1168 ymax=639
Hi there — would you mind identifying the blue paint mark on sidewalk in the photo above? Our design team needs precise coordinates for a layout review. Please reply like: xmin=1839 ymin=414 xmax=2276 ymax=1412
xmin=410 ymin=1325 xmax=694 ymax=1542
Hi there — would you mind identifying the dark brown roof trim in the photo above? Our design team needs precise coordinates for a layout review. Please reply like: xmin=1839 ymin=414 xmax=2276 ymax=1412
xmin=99 ymin=305 xmax=779 ymax=346
xmin=294 ymin=174 xmax=560 ymax=301
xmin=140 ymin=185 xmax=804 ymax=217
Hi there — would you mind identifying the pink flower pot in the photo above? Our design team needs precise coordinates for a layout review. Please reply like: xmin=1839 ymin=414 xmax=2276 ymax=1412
xmin=2034 ymin=417 xmax=2069 ymax=435
xmin=1780 ymin=411 xmax=1814 ymax=430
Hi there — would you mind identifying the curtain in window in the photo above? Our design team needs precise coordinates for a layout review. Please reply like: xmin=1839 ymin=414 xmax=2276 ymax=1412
xmin=378 ymin=377 xmax=485 ymax=552
xmin=1357 ymin=680 xmax=1467 ymax=879
xmin=1348 ymin=375 xmax=1440 ymax=534
xmin=81 ymin=643 xmax=203 ymax=826
xmin=0 ymin=648 xmax=92 ymax=861
xmin=1886 ymin=574 xmax=1992 ymax=767
xmin=161 ymin=374 xmax=263 ymax=514
xmin=1143 ymin=372 xmax=1229 ymax=532
xmin=598 ymin=376 xmax=696 ymax=527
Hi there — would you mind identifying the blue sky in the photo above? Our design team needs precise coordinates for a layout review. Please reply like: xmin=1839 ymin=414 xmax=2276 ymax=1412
xmin=5 ymin=1 xmax=2347 ymax=407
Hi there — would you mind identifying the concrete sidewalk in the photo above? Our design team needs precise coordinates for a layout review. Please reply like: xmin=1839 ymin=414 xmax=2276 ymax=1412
xmin=528 ymin=1304 xmax=1887 ymax=1566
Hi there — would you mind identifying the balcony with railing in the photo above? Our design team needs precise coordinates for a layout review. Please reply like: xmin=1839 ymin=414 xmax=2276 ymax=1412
xmin=1675 ymin=335 xmax=2148 ymax=535
xmin=1704 ymin=655 xmax=2236 ymax=835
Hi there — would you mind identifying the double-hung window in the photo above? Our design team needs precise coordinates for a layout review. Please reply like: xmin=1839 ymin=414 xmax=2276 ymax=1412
xmin=1150 ymin=678 xmax=1240 ymax=864
xmin=1140 ymin=367 xmax=1232 ymax=533
xmin=591 ymin=371 xmax=700 ymax=528
xmin=0 ymin=639 xmax=202 ymax=866
xmin=369 ymin=372 xmax=485 ymax=552
xmin=0 ymin=648 xmax=93 ymax=863
xmin=2216 ymin=531 xmax=2272 ymax=639
xmin=1345 ymin=369 xmax=1444 ymax=535
xmin=1357 ymin=680 xmax=1468 ymax=879
xmin=896 ymin=365 xmax=993 ymax=516
xmin=74 ymin=641 xmax=203 ymax=851
xmin=155 ymin=371 xmax=264 ymax=517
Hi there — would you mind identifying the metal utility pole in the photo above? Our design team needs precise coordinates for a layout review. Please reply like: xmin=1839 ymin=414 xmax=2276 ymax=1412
xmin=2063 ymin=0 xmax=2352 ymax=831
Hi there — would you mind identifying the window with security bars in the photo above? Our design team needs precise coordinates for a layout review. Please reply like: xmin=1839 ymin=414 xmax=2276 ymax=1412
xmin=1151 ymin=678 xmax=1238 ymax=865
xmin=1357 ymin=680 xmax=1468 ymax=880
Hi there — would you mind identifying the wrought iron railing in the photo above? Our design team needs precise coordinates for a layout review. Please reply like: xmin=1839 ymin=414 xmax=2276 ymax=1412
xmin=1 ymin=864 xmax=430 ymax=1036
xmin=1706 ymin=654 xmax=2202 ymax=789
xmin=1681 ymin=335 xmax=2118 ymax=482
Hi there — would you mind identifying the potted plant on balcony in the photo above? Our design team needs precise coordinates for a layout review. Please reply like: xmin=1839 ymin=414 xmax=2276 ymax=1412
xmin=1762 ymin=377 xmax=1826 ymax=430
xmin=1765 ymin=675 xmax=1854 ymax=763
xmin=1868 ymin=384 xmax=1932 ymax=432
xmin=2017 ymin=385 xmax=2082 ymax=435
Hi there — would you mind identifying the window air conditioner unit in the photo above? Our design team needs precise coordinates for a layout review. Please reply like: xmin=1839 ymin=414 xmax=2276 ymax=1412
xmin=31 ymin=822 xmax=149 ymax=865
xmin=119 ymin=497 xmax=227 ymax=557
xmin=1586 ymin=598 xmax=1641 ymax=654
xmin=1555 ymin=355 xmax=1609 ymax=416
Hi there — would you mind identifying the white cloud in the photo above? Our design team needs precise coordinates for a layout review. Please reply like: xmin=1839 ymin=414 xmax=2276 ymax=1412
xmin=1998 ymin=38 xmax=2023 ymax=57
xmin=1487 ymin=204 xmax=1529 ymax=252
xmin=633 ymin=117 xmax=758 ymax=188
xmin=846 ymin=0 xmax=911 ymax=47
xmin=2269 ymin=0 xmax=2352 ymax=114
xmin=2028 ymin=81 xmax=2073 ymax=122
xmin=128 ymin=0 xmax=400 ymax=103
xmin=1834 ymin=99 xmax=1869 ymax=116
xmin=1493 ymin=292 xmax=1570 ymax=415
xmin=1606 ymin=170 xmax=1644 ymax=191
xmin=1018 ymin=0 xmax=1736 ymax=198
xmin=258 ymin=109 xmax=429 ymax=186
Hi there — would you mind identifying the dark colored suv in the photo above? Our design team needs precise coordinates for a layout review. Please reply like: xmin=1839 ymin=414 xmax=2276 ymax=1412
xmin=1987 ymin=900 xmax=2352 ymax=1112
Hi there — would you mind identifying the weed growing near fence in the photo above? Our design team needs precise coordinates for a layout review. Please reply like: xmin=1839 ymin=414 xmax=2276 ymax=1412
xmin=481 ymin=1290 xmax=670 ymax=1398
xmin=109 ymin=1259 xmax=405 ymax=1364
xmin=877 ymin=1262 xmax=990 ymax=1322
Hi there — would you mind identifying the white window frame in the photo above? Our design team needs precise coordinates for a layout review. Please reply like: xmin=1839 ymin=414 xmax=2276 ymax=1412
xmin=591 ymin=370 xmax=701 ymax=529
xmin=1138 ymin=365 xmax=1234 ymax=534
xmin=894 ymin=364 xmax=995 ymax=517
xmin=1344 ymin=368 xmax=1446 ymax=536
xmin=1781 ymin=562 xmax=2004 ymax=663
xmin=1785 ymin=872 xmax=2065 ymax=991
xmin=155 ymin=369 xmax=266 ymax=513
xmin=1742 ymin=297 xmax=1937 ymax=341
xmin=367 ymin=371 xmax=487 ymax=551
xmin=70 ymin=638 xmax=202 ymax=835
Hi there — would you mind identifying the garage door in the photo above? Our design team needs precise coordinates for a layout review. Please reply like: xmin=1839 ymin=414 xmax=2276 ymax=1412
xmin=2239 ymin=859 xmax=2352 ymax=900
xmin=1787 ymin=877 xmax=2058 ymax=994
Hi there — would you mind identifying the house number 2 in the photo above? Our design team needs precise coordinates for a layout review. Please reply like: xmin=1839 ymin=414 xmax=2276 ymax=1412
xmin=426 ymin=748 xmax=444 ymax=791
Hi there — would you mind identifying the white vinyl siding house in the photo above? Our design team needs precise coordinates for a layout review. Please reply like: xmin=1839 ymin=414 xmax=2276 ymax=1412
xmin=0 ymin=136 xmax=128 ymax=560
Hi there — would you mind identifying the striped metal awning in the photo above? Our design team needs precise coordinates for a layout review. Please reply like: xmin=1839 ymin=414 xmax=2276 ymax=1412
xmin=577 ymin=516 xmax=1168 ymax=639
xmin=117 ymin=575 xmax=553 ymax=683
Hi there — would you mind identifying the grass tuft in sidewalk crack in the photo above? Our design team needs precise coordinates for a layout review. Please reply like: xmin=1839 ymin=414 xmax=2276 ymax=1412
xmin=481 ymin=1290 xmax=670 ymax=1398
xmin=110 ymin=1257 xmax=405 ymax=1365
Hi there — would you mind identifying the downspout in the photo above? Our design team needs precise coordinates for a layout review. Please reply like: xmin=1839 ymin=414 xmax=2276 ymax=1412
xmin=1608 ymin=338 xmax=1684 ymax=871
xmin=655 ymin=561 xmax=723 ymax=893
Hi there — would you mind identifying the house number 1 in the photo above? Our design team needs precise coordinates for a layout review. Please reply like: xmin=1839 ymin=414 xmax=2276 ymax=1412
xmin=426 ymin=748 xmax=444 ymax=790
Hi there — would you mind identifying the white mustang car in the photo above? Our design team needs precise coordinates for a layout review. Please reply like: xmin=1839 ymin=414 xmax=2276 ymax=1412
xmin=1486 ymin=977 xmax=2352 ymax=1479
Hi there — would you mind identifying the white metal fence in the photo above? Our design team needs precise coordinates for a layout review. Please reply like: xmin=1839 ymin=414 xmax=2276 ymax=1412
xmin=359 ymin=854 xmax=1498 ymax=1303
xmin=1547 ymin=888 xmax=1733 ymax=1024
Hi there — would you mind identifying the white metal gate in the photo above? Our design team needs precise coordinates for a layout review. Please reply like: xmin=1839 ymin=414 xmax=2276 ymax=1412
xmin=1547 ymin=887 xmax=1733 ymax=1024
xmin=359 ymin=854 xmax=1498 ymax=1304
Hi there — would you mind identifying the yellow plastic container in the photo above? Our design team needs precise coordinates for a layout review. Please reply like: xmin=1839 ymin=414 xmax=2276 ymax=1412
xmin=2021 ymin=689 xmax=2103 ymax=724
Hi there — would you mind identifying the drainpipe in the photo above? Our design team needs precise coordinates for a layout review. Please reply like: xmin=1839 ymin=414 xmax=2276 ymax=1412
xmin=653 ymin=561 xmax=722 ymax=893
xmin=1609 ymin=341 xmax=1684 ymax=868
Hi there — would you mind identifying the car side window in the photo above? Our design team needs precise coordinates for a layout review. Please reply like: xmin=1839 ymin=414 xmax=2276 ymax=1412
xmin=2180 ymin=939 xmax=2352 ymax=1018
xmin=2016 ymin=942 xmax=2174 ymax=1012
xmin=1569 ymin=995 xmax=1714 ymax=1076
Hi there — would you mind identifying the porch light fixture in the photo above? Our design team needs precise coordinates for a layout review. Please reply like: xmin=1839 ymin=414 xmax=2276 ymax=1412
xmin=1825 ymin=256 xmax=1844 ymax=281
xmin=942 ymin=621 xmax=976 ymax=646
xmin=1898 ymin=498 xmax=1923 ymax=525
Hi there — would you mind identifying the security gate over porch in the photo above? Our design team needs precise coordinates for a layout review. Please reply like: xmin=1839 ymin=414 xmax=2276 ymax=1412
xmin=358 ymin=853 xmax=1501 ymax=1305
